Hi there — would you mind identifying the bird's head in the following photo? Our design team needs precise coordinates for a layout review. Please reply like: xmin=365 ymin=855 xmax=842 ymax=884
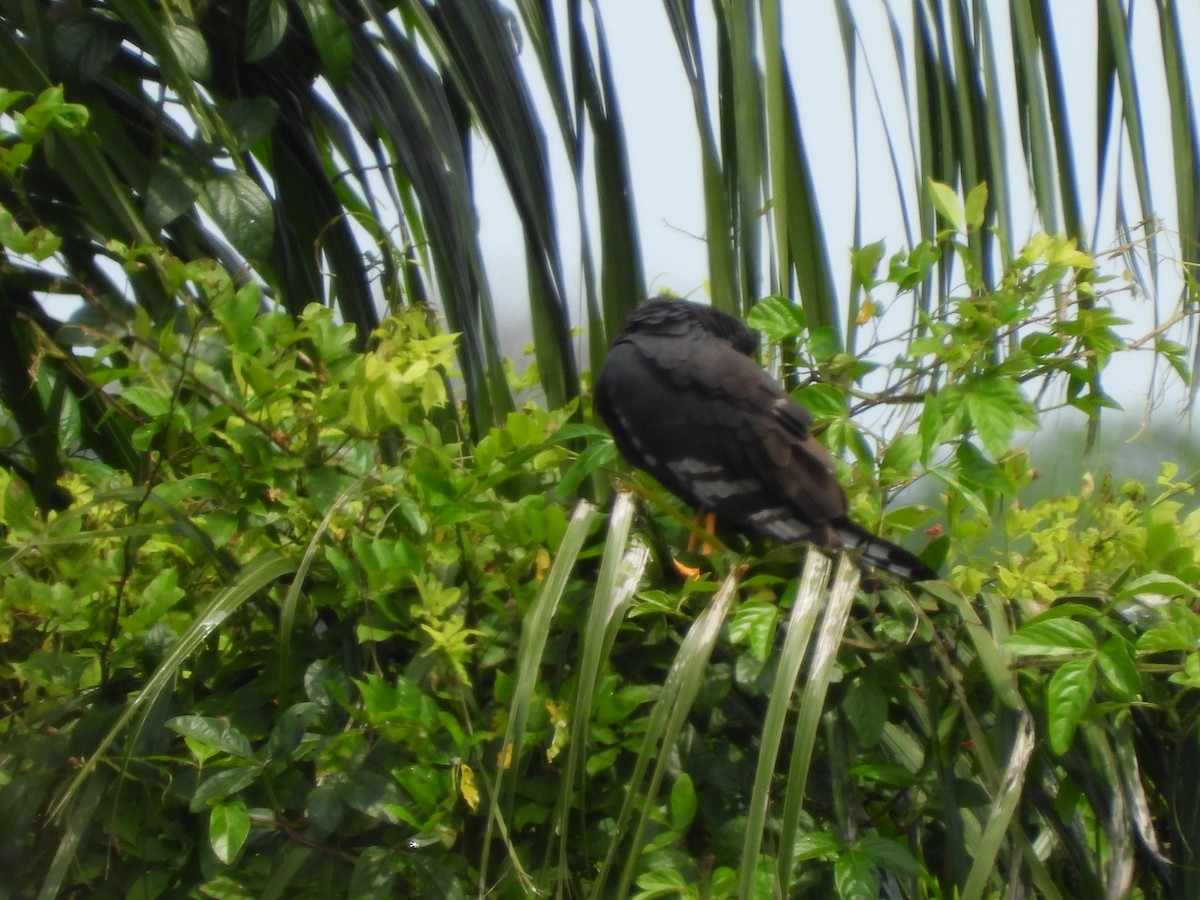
xmin=618 ymin=297 xmax=759 ymax=358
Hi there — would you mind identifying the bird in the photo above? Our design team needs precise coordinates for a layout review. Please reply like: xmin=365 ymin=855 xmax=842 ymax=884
xmin=593 ymin=297 xmax=937 ymax=582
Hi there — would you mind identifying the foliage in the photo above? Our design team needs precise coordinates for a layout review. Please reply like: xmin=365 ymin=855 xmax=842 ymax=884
xmin=5 ymin=153 xmax=1200 ymax=898
xmin=5 ymin=3 xmax=1200 ymax=898
xmin=2 ymin=0 xmax=1200 ymax=478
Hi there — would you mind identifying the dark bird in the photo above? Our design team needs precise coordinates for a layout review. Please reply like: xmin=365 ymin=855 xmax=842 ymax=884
xmin=594 ymin=298 xmax=937 ymax=582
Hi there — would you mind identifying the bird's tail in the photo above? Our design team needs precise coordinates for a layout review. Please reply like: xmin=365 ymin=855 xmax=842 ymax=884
xmin=833 ymin=521 xmax=938 ymax=583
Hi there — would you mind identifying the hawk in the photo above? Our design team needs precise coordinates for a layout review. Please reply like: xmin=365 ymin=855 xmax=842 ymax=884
xmin=594 ymin=297 xmax=937 ymax=582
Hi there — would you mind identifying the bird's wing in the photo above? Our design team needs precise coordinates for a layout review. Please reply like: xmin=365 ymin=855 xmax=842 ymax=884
xmin=596 ymin=330 xmax=847 ymax=540
xmin=704 ymin=357 xmax=848 ymax=532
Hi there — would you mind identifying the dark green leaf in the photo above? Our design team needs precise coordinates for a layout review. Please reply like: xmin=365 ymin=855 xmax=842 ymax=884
xmin=209 ymin=800 xmax=250 ymax=864
xmin=1007 ymin=618 xmax=1097 ymax=656
xmin=167 ymin=20 xmax=210 ymax=80
xmin=245 ymin=0 xmax=288 ymax=62
xmin=669 ymin=773 xmax=697 ymax=832
xmin=834 ymin=848 xmax=880 ymax=900
xmin=857 ymin=834 xmax=920 ymax=877
xmin=204 ymin=171 xmax=274 ymax=262
xmin=1047 ymin=657 xmax=1096 ymax=755
xmin=166 ymin=715 xmax=255 ymax=759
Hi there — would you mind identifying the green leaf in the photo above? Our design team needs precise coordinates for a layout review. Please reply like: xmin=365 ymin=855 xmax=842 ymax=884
xmin=1047 ymin=657 xmax=1096 ymax=755
xmin=633 ymin=868 xmax=688 ymax=896
xmin=204 ymin=171 xmax=274 ymax=262
xmin=145 ymin=160 xmax=198 ymax=228
xmin=927 ymin=179 xmax=964 ymax=231
xmin=296 ymin=0 xmax=353 ymax=84
xmin=558 ymin=440 xmax=615 ymax=497
xmin=1097 ymin=637 xmax=1141 ymax=699
xmin=245 ymin=0 xmax=288 ymax=61
xmin=1007 ymin=618 xmax=1097 ymax=657
xmin=857 ymin=834 xmax=920 ymax=878
xmin=266 ymin=702 xmax=320 ymax=761
xmin=1117 ymin=573 xmax=1200 ymax=601
xmin=962 ymin=378 xmax=1038 ymax=459
xmin=209 ymin=800 xmax=250 ymax=864
xmin=1138 ymin=607 xmax=1200 ymax=654
xmin=167 ymin=20 xmax=211 ymax=80
xmin=879 ymin=434 xmax=921 ymax=482
xmin=669 ymin=773 xmax=697 ymax=832
xmin=166 ymin=715 xmax=255 ymax=759
xmin=964 ymin=182 xmax=988 ymax=230
xmin=850 ymin=240 xmax=886 ymax=290
xmin=349 ymin=846 xmax=397 ymax=899
xmin=728 ymin=600 xmax=779 ymax=660
xmin=954 ymin=441 xmax=1018 ymax=497
xmin=834 ymin=848 xmax=880 ymax=900
xmin=792 ymin=383 xmax=846 ymax=422
xmin=843 ymin=677 xmax=888 ymax=747
xmin=190 ymin=768 xmax=259 ymax=812
xmin=793 ymin=829 xmax=840 ymax=861
xmin=221 ymin=98 xmax=280 ymax=151
xmin=747 ymin=296 xmax=807 ymax=342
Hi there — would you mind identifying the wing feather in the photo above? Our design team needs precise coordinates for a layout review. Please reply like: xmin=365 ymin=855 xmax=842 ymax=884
xmin=598 ymin=325 xmax=847 ymax=538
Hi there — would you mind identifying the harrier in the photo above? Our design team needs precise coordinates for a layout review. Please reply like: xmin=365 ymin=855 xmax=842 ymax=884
xmin=594 ymin=298 xmax=936 ymax=582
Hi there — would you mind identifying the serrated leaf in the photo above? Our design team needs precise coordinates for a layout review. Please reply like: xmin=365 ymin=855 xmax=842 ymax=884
xmin=747 ymin=296 xmax=807 ymax=342
xmin=963 ymin=378 xmax=1038 ymax=459
xmin=880 ymin=433 xmax=921 ymax=481
xmin=954 ymin=441 xmax=1017 ymax=497
xmin=1047 ymin=657 xmax=1096 ymax=755
xmin=215 ymin=281 xmax=261 ymax=338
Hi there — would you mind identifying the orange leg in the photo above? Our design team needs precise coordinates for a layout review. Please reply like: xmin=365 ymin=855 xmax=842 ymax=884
xmin=675 ymin=511 xmax=718 ymax=577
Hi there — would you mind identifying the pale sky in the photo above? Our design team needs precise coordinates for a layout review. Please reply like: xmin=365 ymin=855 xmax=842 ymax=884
xmin=475 ymin=2 xmax=1200 ymax=417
